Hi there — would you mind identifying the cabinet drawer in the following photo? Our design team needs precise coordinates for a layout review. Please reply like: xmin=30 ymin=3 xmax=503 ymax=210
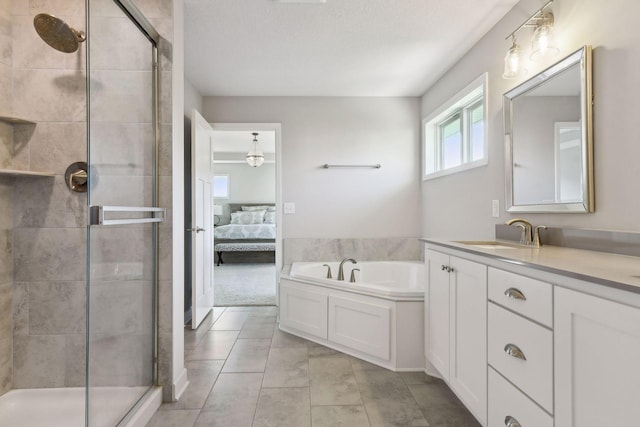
xmin=488 ymin=303 xmax=553 ymax=412
xmin=489 ymin=367 xmax=553 ymax=427
xmin=488 ymin=268 xmax=552 ymax=327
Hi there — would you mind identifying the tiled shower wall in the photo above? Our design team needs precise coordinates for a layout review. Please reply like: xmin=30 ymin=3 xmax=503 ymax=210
xmin=0 ymin=0 xmax=14 ymax=397
xmin=0 ymin=0 xmax=174 ymax=399
xmin=132 ymin=0 xmax=176 ymax=402
xmin=10 ymin=0 xmax=87 ymax=388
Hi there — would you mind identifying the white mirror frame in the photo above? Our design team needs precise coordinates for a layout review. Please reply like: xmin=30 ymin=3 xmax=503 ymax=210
xmin=504 ymin=45 xmax=594 ymax=213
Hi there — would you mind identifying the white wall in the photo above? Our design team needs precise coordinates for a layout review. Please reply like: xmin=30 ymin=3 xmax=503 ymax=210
xmin=184 ymin=78 xmax=203 ymax=116
xmin=215 ymin=162 xmax=276 ymax=204
xmin=202 ymin=97 xmax=421 ymax=239
xmin=421 ymin=0 xmax=640 ymax=239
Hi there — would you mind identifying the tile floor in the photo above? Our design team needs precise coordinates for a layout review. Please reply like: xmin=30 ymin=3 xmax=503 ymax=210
xmin=146 ymin=306 xmax=481 ymax=427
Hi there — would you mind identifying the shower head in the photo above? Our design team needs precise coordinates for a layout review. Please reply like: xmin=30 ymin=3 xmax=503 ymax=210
xmin=33 ymin=13 xmax=86 ymax=53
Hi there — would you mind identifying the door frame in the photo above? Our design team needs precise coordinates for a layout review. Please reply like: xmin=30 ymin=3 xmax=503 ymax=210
xmin=210 ymin=122 xmax=283 ymax=297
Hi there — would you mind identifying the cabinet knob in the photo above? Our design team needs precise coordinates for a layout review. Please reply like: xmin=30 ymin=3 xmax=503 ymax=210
xmin=504 ymin=343 xmax=527 ymax=360
xmin=505 ymin=415 xmax=522 ymax=427
xmin=504 ymin=287 xmax=527 ymax=301
xmin=441 ymin=265 xmax=447 ymax=271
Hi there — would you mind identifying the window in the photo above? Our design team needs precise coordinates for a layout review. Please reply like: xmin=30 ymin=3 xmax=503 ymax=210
xmin=213 ymin=175 xmax=229 ymax=199
xmin=423 ymin=73 xmax=487 ymax=180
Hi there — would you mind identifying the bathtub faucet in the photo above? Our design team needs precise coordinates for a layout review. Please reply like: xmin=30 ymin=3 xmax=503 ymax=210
xmin=338 ymin=258 xmax=357 ymax=281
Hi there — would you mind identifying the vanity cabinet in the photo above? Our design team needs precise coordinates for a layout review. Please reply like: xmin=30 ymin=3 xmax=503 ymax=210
xmin=555 ymin=287 xmax=640 ymax=427
xmin=425 ymin=250 xmax=487 ymax=425
xmin=425 ymin=239 xmax=640 ymax=427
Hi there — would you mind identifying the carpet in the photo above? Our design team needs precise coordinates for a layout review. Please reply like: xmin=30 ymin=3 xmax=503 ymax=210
xmin=214 ymin=263 xmax=277 ymax=306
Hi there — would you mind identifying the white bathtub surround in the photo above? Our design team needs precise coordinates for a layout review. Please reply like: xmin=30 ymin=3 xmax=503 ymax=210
xmin=283 ymin=237 xmax=422 ymax=265
xmin=0 ymin=386 xmax=161 ymax=427
xmin=280 ymin=261 xmax=425 ymax=371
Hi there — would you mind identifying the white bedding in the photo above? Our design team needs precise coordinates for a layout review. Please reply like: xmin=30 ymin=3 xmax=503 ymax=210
xmin=214 ymin=223 xmax=276 ymax=240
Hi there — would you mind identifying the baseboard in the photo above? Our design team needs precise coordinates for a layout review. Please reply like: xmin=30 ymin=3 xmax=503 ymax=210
xmin=172 ymin=368 xmax=189 ymax=401
xmin=122 ymin=386 xmax=162 ymax=427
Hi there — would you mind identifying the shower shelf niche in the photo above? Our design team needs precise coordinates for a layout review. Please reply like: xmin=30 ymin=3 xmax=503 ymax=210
xmin=0 ymin=168 xmax=54 ymax=177
xmin=0 ymin=115 xmax=36 ymax=125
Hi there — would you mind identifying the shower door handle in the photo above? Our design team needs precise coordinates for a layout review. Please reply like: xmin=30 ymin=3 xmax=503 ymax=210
xmin=90 ymin=206 xmax=165 ymax=226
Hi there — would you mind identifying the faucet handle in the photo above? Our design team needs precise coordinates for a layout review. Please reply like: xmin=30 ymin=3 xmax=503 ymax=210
xmin=350 ymin=268 xmax=360 ymax=283
xmin=322 ymin=264 xmax=332 ymax=279
xmin=534 ymin=225 xmax=547 ymax=248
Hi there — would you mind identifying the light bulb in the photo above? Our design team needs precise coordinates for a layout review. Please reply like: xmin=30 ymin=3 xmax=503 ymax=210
xmin=503 ymin=40 xmax=527 ymax=79
xmin=530 ymin=14 xmax=559 ymax=61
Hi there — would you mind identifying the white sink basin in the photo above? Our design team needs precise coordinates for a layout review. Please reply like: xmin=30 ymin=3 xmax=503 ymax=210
xmin=454 ymin=241 xmax=521 ymax=250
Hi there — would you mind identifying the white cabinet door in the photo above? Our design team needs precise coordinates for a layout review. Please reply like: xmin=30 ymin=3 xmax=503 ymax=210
xmin=280 ymin=281 xmax=328 ymax=339
xmin=328 ymin=295 xmax=391 ymax=360
xmin=426 ymin=250 xmax=451 ymax=379
xmin=449 ymin=256 xmax=487 ymax=425
xmin=555 ymin=287 xmax=640 ymax=427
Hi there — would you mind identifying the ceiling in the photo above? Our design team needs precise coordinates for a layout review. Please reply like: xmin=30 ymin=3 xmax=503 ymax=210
xmin=184 ymin=0 xmax=519 ymax=97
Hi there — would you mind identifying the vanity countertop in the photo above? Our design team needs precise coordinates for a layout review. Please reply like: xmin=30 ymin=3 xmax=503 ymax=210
xmin=421 ymin=238 xmax=640 ymax=294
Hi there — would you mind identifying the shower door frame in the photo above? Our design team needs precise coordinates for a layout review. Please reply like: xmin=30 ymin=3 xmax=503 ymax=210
xmin=85 ymin=0 xmax=162 ymax=425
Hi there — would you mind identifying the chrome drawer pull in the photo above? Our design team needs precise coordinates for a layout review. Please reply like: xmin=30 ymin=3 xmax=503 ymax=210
xmin=504 ymin=287 xmax=526 ymax=301
xmin=505 ymin=415 xmax=522 ymax=427
xmin=504 ymin=343 xmax=527 ymax=360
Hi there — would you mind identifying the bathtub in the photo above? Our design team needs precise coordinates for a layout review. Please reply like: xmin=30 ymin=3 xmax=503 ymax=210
xmin=289 ymin=261 xmax=425 ymax=300
xmin=280 ymin=260 xmax=425 ymax=371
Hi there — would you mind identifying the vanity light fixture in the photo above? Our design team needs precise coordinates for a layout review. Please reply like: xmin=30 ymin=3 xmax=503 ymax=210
xmin=503 ymin=0 xmax=559 ymax=79
xmin=246 ymin=132 xmax=264 ymax=167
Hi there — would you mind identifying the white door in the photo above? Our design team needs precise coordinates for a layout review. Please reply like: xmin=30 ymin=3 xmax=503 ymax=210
xmin=191 ymin=109 xmax=214 ymax=328
xmin=555 ymin=287 xmax=640 ymax=426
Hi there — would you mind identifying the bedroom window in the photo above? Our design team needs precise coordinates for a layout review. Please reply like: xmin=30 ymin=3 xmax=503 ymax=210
xmin=213 ymin=175 xmax=229 ymax=199
xmin=423 ymin=73 xmax=487 ymax=180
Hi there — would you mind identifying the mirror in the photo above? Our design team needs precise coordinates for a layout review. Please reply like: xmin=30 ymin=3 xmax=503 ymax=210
xmin=504 ymin=45 xmax=593 ymax=213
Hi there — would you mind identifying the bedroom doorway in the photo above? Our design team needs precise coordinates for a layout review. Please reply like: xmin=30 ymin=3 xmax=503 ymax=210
xmin=210 ymin=124 xmax=282 ymax=308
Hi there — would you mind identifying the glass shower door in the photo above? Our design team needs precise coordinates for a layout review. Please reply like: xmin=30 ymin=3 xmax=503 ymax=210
xmin=86 ymin=1 xmax=161 ymax=425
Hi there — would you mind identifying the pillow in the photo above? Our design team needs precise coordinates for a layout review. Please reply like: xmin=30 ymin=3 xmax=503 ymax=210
xmin=242 ymin=205 xmax=276 ymax=212
xmin=264 ymin=211 xmax=276 ymax=224
xmin=230 ymin=210 xmax=266 ymax=225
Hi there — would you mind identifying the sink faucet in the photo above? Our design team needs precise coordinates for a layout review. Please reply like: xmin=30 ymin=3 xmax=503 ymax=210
xmin=338 ymin=258 xmax=357 ymax=281
xmin=505 ymin=218 xmax=533 ymax=245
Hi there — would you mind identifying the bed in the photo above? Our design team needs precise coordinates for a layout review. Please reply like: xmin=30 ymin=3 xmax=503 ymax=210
xmin=214 ymin=203 xmax=276 ymax=264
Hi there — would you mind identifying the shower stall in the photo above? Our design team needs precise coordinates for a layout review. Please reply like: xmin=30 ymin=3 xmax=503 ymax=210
xmin=0 ymin=0 xmax=164 ymax=426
